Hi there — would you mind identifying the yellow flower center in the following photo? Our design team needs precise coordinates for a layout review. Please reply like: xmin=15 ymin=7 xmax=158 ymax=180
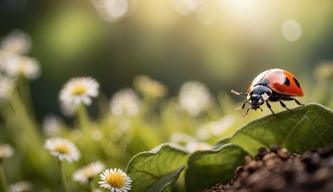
xmin=106 ymin=172 xmax=126 ymax=188
xmin=71 ymin=85 xmax=87 ymax=96
xmin=55 ymin=144 xmax=70 ymax=154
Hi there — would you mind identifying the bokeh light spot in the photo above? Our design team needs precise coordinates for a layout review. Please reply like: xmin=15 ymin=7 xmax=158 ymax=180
xmin=281 ymin=19 xmax=302 ymax=42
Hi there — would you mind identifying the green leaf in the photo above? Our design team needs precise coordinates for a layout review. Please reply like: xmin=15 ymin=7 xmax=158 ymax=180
xmin=126 ymin=144 xmax=189 ymax=192
xmin=230 ymin=103 xmax=333 ymax=154
xmin=184 ymin=103 xmax=333 ymax=191
xmin=213 ymin=137 xmax=231 ymax=149
xmin=185 ymin=144 xmax=247 ymax=192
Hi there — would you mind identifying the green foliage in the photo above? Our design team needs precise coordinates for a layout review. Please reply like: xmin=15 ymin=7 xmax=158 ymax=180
xmin=126 ymin=144 xmax=189 ymax=192
xmin=230 ymin=103 xmax=333 ymax=154
xmin=128 ymin=103 xmax=333 ymax=191
xmin=185 ymin=144 xmax=247 ymax=192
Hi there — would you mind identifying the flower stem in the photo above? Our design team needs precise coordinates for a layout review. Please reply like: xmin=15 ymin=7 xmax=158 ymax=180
xmin=89 ymin=179 xmax=94 ymax=192
xmin=0 ymin=163 xmax=8 ymax=192
xmin=59 ymin=161 xmax=69 ymax=192
xmin=77 ymin=104 xmax=89 ymax=131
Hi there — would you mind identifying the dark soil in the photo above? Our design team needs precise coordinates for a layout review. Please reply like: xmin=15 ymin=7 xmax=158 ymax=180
xmin=207 ymin=145 xmax=333 ymax=192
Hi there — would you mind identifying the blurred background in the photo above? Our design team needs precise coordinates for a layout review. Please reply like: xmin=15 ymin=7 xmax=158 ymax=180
xmin=1 ymin=0 xmax=333 ymax=119
xmin=1 ymin=1 xmax=333 ymax=191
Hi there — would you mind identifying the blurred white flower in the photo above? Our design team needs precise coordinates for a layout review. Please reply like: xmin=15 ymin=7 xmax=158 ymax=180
xmin=9 ymin=181 xmax=32 ymax=192
xmin=170 ymin=0 xmax=206 ymax=16
xmin=170 ymin=132 xmax=195 ymax=144
xmin=0 ymin=51 xmax=12 ymax=69
xmin=99 ymin=168 xmax=132 ymax=192
xmin=60 ymin=102 xmax=78 ymax=117
xmin=44 ymin=137 xmax=80 ymax=163
xmin=185 ymin=141 xmax=211 ymax=153
xmin=1 ymin=55 xmax=40 ymax=79
xmin=42 ymin=115 xmax=63 ymax=137
xmin=118 ymin=119 xmax=130 ymax=132
xmin=59 ymin=77 xmax=99 ymax=108
xmin=92 ymin=0 xmax=129 ymax=22
xmin=134 ymin=75 xmax=167 ymax=98
xmin=1 ymin=30 xmax=31 ymax=54
xmin=110 ymin=89 xmax=140 ymax=116
xmin=73 ymin=161 xmax=105 ymax=184
xmin=179 ymin=81 xmax=212 ymax=116
xmin=195 ymin=128 xmax=211 ymax=141
xmin=0 ymin=144 xmax=14 ymax=161
xmin=0 ymin=76 xmax=15 ymax=101
xmin=196 ymin=115 xmax=235 ymax=140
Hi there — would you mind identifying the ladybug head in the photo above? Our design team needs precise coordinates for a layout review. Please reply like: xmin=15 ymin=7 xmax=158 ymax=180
xmin=247 ymin=85 xmax=272 ymax=109
xmin=248 ymin=94 xmax=264 ymax=109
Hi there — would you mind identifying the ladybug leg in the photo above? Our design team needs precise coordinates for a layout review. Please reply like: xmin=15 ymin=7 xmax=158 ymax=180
xmin=241 ymin=101 xmax=248 ymax=109
xmin=291 ymin=98 xmax=303 ymax=106
xmin=236 ymin=101 xmax=248 ymax=110
xmin=279 ymin=100 xmax=290 ymax=110
xmin=281 ymin=97 xmax=303 ymax=106
xmin=266 ymin=101 xmax=275 ymax=114
xmin=259 ymin=106 xmax=263 ymax=112
xmin=243 ymin=107 xmax=251 ymax=117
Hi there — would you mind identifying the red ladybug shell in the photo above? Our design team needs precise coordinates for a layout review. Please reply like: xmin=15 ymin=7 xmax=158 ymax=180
xmin=248 ymin=69 xmax=304 ymax=96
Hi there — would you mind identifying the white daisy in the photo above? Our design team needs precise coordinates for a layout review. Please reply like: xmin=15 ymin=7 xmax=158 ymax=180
xmin=59 ymin=77 xmax=99 ymax=107
xmin=0 ymin=144 xmax=14 ymax=161
xmin=0 ymin=76 xmax=15 ymax=101
xmin=179 ymin=81 xmax=212 ymax=116
xmin=1 ymin=30 xmax=31 ymax=54
xmin=73 ymin=161 xmax=105 ymax=184
xmin=42 ymin=115 xmax=63 ymax=136
xmin=133 ymin=75 xmax=167 ymax=98
xmin=44 ymin=137 xmax=80 ymax=163
xmin=99 ymin=168 xmax=132 ymax=192
xmin=110 ymin=89 xmax=140 ymax=117
xmin=2 ymin=55 xmax=40 ymax=79
xmin=9 ymin=181 xmax=32 ymax=192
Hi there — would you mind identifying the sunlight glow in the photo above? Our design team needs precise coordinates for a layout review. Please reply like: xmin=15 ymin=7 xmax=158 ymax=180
xmin=220 ymin=0 xmax=257 ymax=19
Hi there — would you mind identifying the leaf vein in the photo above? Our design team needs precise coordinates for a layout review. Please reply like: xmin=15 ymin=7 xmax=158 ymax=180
xmin=279 ymin=115 xmax=306 ymax=146
xmin=131 ymin=168 xmax=160 ymax=179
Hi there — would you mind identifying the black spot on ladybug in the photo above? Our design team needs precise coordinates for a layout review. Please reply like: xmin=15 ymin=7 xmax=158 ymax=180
xmin=293 ymin=77 xmax=301 ymax=88
xmin=284 ymin=77 xmax=291 ymax=86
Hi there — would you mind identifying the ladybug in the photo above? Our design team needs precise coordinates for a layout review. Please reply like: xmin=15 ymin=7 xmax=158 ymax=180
xmin=231 ymin=68 xmax=304 ymax=116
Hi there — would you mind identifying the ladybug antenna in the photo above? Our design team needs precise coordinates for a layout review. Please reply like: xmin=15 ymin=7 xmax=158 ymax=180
xmin=231 ymin=90 xmax=245 ymax=96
